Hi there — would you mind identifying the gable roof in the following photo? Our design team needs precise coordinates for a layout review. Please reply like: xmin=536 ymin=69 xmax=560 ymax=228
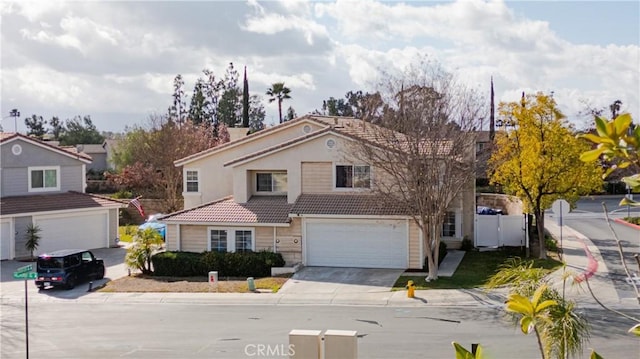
xmin=0 ymin=132 xmax=92 ymax=163
xmin=161 ymin=196 xmax=294 ymax=224
xmin=174 ymin=116 xmax=322 ymax=166
xmin=0 ymin=191 xmax=127 ymax=216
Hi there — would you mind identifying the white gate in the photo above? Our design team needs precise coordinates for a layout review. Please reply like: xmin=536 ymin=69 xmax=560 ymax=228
xmin=475 ymin=215 xmax=526 ymax=247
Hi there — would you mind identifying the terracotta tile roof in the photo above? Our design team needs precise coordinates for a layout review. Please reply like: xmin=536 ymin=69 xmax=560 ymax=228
xmin=0 ymin=133 xmax=92 ymax=162
xmin=291 ymin=193 xmax=408 ymax=216
xmin=0 ymin=191 xmax=127 ymax=216
xmin=161 ymin=196 xmax=293 ymax=224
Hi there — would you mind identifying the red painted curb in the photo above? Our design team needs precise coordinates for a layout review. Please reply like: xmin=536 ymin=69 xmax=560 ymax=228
xmin=613 ymin=218 xmax=640 ymax=230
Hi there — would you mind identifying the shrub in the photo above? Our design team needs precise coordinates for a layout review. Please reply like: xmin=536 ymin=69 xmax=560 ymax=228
xmin=460 ymin=236 xmax=474 ymax=251
xmin=152 ymin=250 xmax=285 ymax=278
xmin=624 ymin=217 xmax=640 ymax=225
xmin=545 ymin=234 xmax=558 ymax=253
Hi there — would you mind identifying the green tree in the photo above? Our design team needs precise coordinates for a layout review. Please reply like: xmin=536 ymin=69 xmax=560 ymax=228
xmin=248 ymin=95 xmax=266 ymax=133
xmin=109 ymin=116 xmax=229 ymax=212
xmin=188 ymin=78 xmax=208 ymax=125
xmin=24 ymin=223 xmax=42 ymax=260
xmin=218 ymin=62 xmax=241 ymax=127
xmin=25 ymin=115 xmax=47 ymax=138
xmin=266 ymin=82 xmax=291 ymax=124
xmin=168 ymin=74 xmax=188 ymax=124
xmin=59 ymin=115 xmax=104 ymax=145
xmin=489 ymin=93 xmax=603 ymax=258
xmin=125 ymin=228 xmax=164 ymax=274
xmin=49 ymin=116 xmax=64 ymax=140
xmin=242 ymin=66 xmax=250 ymax=127
xmin=285 ymin=106 xmax=296 ymax=122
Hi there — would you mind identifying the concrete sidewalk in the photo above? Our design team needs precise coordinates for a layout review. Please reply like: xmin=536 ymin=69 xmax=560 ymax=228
xmin=544 ymin=216 xmax=634 ymax=308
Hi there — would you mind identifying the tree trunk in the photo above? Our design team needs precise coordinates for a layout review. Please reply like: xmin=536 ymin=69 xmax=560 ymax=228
xmin=278 ymin=100 xmax=283 ymax=123
xmin=426 ymin=224 xmax=440 ymax=281
xmin=535 ymin=211 xmax=547 ymax=259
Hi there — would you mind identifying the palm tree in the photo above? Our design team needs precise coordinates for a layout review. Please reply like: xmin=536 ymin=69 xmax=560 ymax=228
xmin=25 ymin=224 xmax=42 ymax=260
xmin=266 ymin=82 xmax=291 ymax=124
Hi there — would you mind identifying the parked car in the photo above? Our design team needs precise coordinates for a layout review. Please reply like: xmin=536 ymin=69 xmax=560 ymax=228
xmin=35 ymin=249 xmax=105 ymax=290
xmin=138 ymin=213 xmax=167 ymax=240
xmin=476 ymin=206 xmax=504 ymax=215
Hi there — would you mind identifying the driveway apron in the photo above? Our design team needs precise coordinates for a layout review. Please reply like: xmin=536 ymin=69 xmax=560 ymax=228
xmin=278 ymin=267 xmax=403 ymax=294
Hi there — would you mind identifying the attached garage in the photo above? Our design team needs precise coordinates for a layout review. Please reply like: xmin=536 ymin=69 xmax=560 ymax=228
xmin=305 ymin=219 xmax=408 ymax=269
xmin=34 ymin=211 xmax=108 ymax=255
xmin=1 ymin=220 xmax=12 ymax=260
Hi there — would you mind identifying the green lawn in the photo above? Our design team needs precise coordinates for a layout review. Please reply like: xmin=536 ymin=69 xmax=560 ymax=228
xmin=394 ymin=249 xmax=562 ymax=290
xmin=118 ymin=225 xmax=139 ymax=243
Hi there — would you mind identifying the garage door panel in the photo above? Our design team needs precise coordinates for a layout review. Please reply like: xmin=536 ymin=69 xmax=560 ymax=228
xmin=306 ymin=219 xmax=407 ymax=269
xmin=35 ymin=212 xmax=107 ymax=255
xmin=1 ymin=221 xmax=11 ymax=260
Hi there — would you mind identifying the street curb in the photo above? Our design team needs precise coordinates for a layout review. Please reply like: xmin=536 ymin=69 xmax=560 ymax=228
xmin=613 ymin=218 xmax=640 ymax=230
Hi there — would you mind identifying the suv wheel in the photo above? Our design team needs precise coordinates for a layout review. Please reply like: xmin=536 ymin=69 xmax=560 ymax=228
xmin=65 ymin=276 xmax=76 ymax=290
xmin=96 ymin=267 xmax=105 ymax=280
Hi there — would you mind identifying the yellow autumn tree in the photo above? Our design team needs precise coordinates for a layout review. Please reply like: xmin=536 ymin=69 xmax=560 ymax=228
xmin=489 ymin=93 xmax=603 ymax=258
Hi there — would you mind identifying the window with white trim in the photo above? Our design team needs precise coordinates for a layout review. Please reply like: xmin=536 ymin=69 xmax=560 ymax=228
xmin=209 ymin=228 xmax=254 ymax=252
xmin=235 ymin=230 xmax=253 ymax=253
xmin=442 ymin=211 xmax=456 ymax=237
xmin=210 ymin=230 xmax=227 ymax=252
xmin=185 ymin=170 xmax=199 ymax=193
xmin=28 ymin=166 xmax=60 ymax=192
xmin=335 ymin=165 xmax=370 ymax=189
xmin=256 ymin=172 xmax=287 ymax=193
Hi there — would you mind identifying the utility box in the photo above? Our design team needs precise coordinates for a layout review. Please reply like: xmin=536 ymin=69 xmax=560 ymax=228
xmin=323 ymin=330 xmax=358 ymax=359
xmin=289 ymin=329 xmax=322 ymax=359
xmin=208 ymin=271 xmax=218 ymax=284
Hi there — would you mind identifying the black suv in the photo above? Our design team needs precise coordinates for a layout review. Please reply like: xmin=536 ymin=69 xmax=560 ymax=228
xmin=35 ymin=249 xmax=105 ymax=290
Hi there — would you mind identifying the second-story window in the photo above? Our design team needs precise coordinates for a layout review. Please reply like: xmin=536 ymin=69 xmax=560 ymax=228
xmin=335 ymin=165 xmax=370 ymax=189
xmin=29 ymin=166 xmax=60 ymax=192
xmin=256 ymin=172 xmax=287 ymax=193
xmin=185 ymin=170 xmax=199 ymax=192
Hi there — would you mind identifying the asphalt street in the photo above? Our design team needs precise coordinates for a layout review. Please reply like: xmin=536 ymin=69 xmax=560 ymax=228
xmin=1 ymin=303 xmax=638 ymax=359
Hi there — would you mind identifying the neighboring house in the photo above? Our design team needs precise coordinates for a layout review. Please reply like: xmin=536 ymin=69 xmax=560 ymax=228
xmin=475 ymin=130 xmax=493 ymax=182
xmin=162 ymin=116 xmax=475 ymax=270
xmin=0 ymin=133 xmax=126 ymax=260
xmin=76 ymin=139 xmax=120 ymax=173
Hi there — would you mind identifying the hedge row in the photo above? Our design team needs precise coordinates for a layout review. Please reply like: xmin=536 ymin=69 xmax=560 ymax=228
xmin=151 ymin=250 xmax=285 ymax=277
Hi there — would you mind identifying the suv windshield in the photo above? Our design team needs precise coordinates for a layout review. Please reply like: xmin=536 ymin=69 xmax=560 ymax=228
xmin=37 ymin=257 xmax=64 ymax=269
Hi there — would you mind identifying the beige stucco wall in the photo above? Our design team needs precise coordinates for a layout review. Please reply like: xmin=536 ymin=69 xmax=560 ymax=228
xmin=408 ymin=220 xmax=422 ymax=269
xmin=232 ymin=134 xmax=362 ymax=203
xmin=301 ymin=162 xmax=333 ymax=193
xmin=182 ymin=120 xmax=325 ymax=208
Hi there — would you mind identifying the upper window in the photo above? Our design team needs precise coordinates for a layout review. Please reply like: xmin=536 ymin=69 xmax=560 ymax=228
xmin=185 ymin=170 xmax=199 ymax=193
xmin=256 ymin=172 xmax=287 ymax=193
xmin=442 ymin=211 xmax=456 ymax=237
xmin=335 ymin=165 xmax=370 ymax=189
xmin=28 ymin=166 xmax=60 ymax=192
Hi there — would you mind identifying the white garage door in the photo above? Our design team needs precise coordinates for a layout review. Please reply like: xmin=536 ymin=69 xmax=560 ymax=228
xmin=306 ymin=219 xmax=408 ymax=269
xmin=1 ymin=220 xmax=12 ymax=260
xmin=35 ymin=211 xmax=108 ymax=255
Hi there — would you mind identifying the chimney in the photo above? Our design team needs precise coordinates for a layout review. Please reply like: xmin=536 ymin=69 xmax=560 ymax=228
xmin=334 ymin=118 xmax=338 ymax=125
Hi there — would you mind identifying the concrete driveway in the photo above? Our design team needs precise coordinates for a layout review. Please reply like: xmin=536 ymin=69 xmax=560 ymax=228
xmin=278 ymin=267 xmax=403 ymax=294
xmin=0 ymin=246 xmax=128 ymax=301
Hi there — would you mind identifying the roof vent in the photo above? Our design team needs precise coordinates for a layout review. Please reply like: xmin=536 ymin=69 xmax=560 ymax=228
xmin=302 ymin=124 xmax=312 ymax=134
xmin=325 ymin=138 xmax=336 ymax=149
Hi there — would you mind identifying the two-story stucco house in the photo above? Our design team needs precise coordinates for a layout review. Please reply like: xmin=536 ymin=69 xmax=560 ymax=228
xmin=161 ymin=116 xmax=475 ymax=270
xmin=0 ymin=133 xmax=126 ymax=260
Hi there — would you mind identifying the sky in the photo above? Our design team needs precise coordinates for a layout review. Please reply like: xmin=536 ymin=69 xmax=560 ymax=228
xmin=1 ymin=0 xmax=639 ymax=134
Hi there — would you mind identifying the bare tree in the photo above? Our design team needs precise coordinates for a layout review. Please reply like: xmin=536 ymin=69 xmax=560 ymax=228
xmin=347 ymin=59 xmax=484 ymax=280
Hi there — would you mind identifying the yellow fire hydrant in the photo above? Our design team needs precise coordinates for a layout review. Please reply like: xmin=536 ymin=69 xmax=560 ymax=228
xmin=406 ymin=280 xmax=415 ymax=298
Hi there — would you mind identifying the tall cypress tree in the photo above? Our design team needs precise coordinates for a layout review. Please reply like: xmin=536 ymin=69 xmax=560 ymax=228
xmin=242 ymin=66 xmax=250 ymax=127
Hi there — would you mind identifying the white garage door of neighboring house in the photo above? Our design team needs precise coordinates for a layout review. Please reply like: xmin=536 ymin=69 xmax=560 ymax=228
xmin=1 ymin=220 xmax=12 ymax=260
xmin=306 ymin=219 xmax=408 ymax=269
xmin=35 ymin=211 xmax=108 ymax=255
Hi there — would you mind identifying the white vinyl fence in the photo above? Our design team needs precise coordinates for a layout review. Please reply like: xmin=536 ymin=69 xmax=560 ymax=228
xmin=475 ymin=214 xmax=526 ymax=247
